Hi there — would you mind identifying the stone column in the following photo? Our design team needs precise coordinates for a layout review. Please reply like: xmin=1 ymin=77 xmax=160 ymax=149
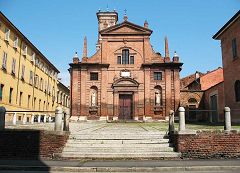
xmin=224 ymin=107 xmax=231 ymax=131
xmin=12 ymin=112 xmax=17 ymax=125
xmin=37 ymin=114 xmax=41 ymax=123
xmin=0 ymin=106 xmax=6 ymax=130
xmin=55 ymin=107 xmax=63 ymax=131
xmin=178 ymin=107 xmax=185 ymax=131
xmin=43 ymin=114 xmax=47 ymax=123
xmin=22 ymin=113 xmax=27 ymax=124
xmin=169 ymin=110 xmax=175 ymax=134
xmin=49 ymin=116 xmax=52 ymax=122
xmin=31 ymin=114 xmax=34 ymax=124
xmin=63 ymin=108 xmax=70 ymax=131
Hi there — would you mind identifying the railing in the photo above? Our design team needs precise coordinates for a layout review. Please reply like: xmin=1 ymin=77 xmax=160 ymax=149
xmin=0 ymin=106 xmax=70 ymax=132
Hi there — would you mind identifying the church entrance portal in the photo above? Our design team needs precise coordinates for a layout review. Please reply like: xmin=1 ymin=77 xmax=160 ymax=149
xmin=119 ymin=94 xmax=133 ymax=120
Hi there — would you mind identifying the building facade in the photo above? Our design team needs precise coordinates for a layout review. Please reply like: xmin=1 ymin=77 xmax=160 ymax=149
xmin=0 ymin=12 xmax=69 ymax=122
xmin=69 ymin=11 xmax=183 ymax=121
xmin=57 ymin=81 xmax=70 ymax=110
xmin=180 ymin=68 xmax=224 ymax=122
xmin=213 ymin=10 xmax=240 ymax=122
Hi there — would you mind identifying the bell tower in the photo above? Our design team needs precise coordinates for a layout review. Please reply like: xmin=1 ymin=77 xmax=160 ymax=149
xmin=97 ymin=10 xmax=118 ymax=32
xmin=96 ymin=10 xmax=118 ymax=50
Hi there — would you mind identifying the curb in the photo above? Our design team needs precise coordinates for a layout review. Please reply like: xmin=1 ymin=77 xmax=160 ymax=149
xmin=0 ymin=165 xmax=240 ymax=172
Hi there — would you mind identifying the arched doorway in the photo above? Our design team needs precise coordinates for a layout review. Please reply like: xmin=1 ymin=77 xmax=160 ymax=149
xmin=112 ymin=77 xmax=139 ymax=120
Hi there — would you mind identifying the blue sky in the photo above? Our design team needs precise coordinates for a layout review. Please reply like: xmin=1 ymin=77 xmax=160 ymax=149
xmin=0 ymin=0 xmax=239 ymax=86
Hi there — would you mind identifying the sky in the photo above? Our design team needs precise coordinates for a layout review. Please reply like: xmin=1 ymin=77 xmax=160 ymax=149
xmin=0 ymin=0 xmax=239 ymax=86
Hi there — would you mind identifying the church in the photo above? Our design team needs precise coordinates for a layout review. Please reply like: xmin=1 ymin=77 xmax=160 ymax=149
xmin=69 ymin=10 xmax=183 ymax=121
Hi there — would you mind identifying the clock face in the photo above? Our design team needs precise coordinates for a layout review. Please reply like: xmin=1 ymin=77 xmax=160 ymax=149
xmin=120 ymin=70 xmax=130 ymax=78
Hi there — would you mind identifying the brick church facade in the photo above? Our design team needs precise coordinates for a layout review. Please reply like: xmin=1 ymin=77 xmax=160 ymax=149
xmin=69 ymin=10 xmax=183 ymax=121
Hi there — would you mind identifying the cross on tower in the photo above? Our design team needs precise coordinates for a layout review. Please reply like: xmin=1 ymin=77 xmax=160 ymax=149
xmin=124 ymin=9 xmax=128 ymax=21
xmin=124 ymin=9 xmax=127 ymax=16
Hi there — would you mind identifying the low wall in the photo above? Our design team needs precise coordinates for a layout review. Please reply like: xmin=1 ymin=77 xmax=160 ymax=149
xmin=172 ymin=130 xmax=240 ymax=159
xmin=0 ymin=130 xmax=69 ymax=159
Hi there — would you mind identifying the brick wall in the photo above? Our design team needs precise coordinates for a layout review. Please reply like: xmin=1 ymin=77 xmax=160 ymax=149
xmin=219 ymin=17 xmax=240 ymax=122
xmin=172 ymin=131 xmax=240 ymax=159
xmin=0 ymin=130 xmax=69 ymax=159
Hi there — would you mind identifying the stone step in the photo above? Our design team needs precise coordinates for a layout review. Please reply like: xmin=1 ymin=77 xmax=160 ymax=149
xmin=63 ymin=146 xmax=174 ymax=152
xmin=65 ymin=143 xmax=173 ymax=148
xmin=69 ymin=135 xmax=168 ymax=140
xmin=67 ymin=139 xmax=170 ymax=144
xmin=56 ymin=152 xmax=181 ymax=159
xmin=70 ymin=132 xmax=167 ymax=135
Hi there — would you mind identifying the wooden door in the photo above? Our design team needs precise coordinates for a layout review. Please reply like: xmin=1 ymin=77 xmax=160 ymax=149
xmin=119 ymin=94 xmax=132 ymax=120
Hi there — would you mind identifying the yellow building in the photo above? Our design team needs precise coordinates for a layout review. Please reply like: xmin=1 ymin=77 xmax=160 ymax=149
xmin=57 ymin=81 xmax=70 ymax=111
xmin=0 ymin=12 xmax=69 ymax=123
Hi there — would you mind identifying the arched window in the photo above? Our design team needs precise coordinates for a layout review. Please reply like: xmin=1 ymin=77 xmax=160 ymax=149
xmin=154 ymin=86 xmax=162 ymax=106
xmin=90 ymin=86 xmax=98 ymax=107
xmin=235 ymin=80 xmax=240 ymax=102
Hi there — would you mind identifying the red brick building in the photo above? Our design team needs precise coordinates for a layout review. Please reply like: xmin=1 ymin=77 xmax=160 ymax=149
xmin=213 ymin=10 xmax=240 ymax=122
xmin=69 ymin=10 xmax=183 ymax=121
xmin=180 ymin=68 xmax=224 ymax=122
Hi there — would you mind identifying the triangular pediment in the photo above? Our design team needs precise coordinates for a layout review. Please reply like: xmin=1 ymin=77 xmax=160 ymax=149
xmin=100 ymin=21 xmax=152 ymax=36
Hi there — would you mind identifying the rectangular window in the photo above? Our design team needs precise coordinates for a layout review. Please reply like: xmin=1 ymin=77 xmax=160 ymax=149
xmin=29 ymin=71 xmax=33 ymax=85
xmin=31 ymin=52 xmax=35 ymax=62
xmin=23 ymin=45 xmax=27 ymax=56
xmin=232 ymin=38 xmax=238 ymax=58
xmin=13 ymin=36 xmax=18 ymax=48
xmin=122 ymin=49 xmax=129 ymax=64
xmin=4 ymin=28 xmax=10 ymax=41
xmin=34 ymin=75 xmax=39 ymax=88
xmin=117 ymin=56 xmax=121 ymax=64
xmin=9 ymin=87 xmax=13 ymax=103
xmin=48 ymin=84 xmax=51 ymax=95
xmin=2 ymin=52 xmax=7 ymax=70
xmin=27 ymin=95 xmax=31 ymax=108
xmin=43 ymin=101 xmax=45 ymax=111
xmin=0 ymin=84 xmax=4 ymax=101
xmin=19 ymin=91 xmax=23 ymax=106
xmin=11 ymin=58 xmax=16 ymax=75
xmin=130 ymin=56 xmax=134 ymax=64
xmin=39 ymin=99 xmax=41 ymax=110
xmin=90 ymin=72 xmax=98 ymax=80
xmin=21 ymin=65 xmax=25 ymax=80
xmin=34 ymin=97 xmax=36 ymax=109
xmin=154 ymin=72 xmax=162 ymax=80
xmin=45 ymin=81 xmax=47 ymax=93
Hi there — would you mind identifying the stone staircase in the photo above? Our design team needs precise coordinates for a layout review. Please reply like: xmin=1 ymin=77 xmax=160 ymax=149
xmin=57 ymin=131 xmax=181 ymax=160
